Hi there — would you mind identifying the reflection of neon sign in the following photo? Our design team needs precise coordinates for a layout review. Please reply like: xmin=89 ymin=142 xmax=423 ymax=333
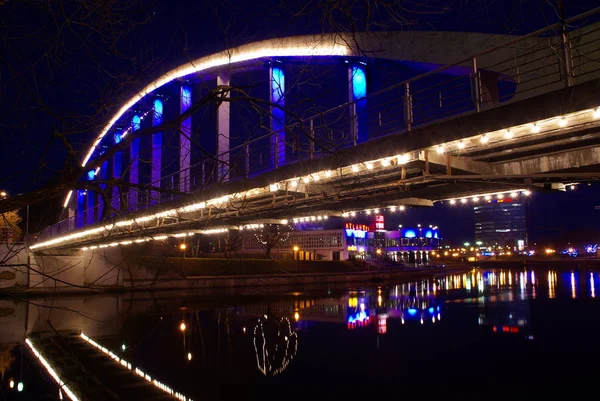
xmin=348 ymin=311 xmax=369 ymax=324
xmin=407 ymin=308 xmax=418 ymax=315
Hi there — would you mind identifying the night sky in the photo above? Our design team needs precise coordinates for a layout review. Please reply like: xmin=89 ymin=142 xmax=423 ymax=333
xmin=1 ymin=0 xmax=598 ymax=242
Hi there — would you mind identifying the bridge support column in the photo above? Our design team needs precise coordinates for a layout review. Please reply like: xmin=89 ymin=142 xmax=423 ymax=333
xmin=349 ymin=64 xmax=367 ymax=145
xmin=151 ymin=99 xmax=163 ymax=204
xmin=129 ymin=115 xmax=141 ymax=211
xmin=270 ymin=65 xmax=285 ymax=168
xmin=217 ymin=71 xmax=230 ymax=182
xmin=112 ymin=131 xmax=123 ymax=214
xmin=180 ymin=85 xmax=192 ymax=192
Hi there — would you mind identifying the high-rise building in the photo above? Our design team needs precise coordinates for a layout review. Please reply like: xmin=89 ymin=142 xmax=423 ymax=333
xmin=474 ymin=199 xmax=527 ymax=250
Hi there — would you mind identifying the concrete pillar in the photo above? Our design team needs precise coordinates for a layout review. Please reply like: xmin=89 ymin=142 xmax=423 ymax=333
xmin=180 ymin=85 xmax=192 ymax=192
xmin=348 ymin=64 xmax=367 ymax=144
xmin=217 ymin=71 xmax=231 ymax=182
xmin=270 ymin=65 xmax=285 ymax=168
xmin=151 ymin=99 xmax=163 ymax=204
xmin=129 ymin=115 xmax=141 ymax=211
xmin=112 ymin=131 xmax=123 ymax=214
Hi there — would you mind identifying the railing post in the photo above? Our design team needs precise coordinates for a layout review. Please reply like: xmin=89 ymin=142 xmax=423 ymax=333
xmin=560 ymin=21 xmax=574 ymax=87
xmin=404 ymin=82 xmax=412 ymax=131
xmin=309 ymin=119 xmax=315 ymax=160
xmin=471 ymin=56 xmax=481 ymax=112
xmin=245 ymin=144 xmax=250 ymax=177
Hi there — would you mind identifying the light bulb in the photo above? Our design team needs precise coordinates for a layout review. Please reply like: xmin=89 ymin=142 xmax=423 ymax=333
xmin=457 ymin=141 xmax=465 ymax=149
xmin=531 ymin=123 xmax=540 ymax=133
xmin=480 ymin=135 xmax=489 ymax=143
xmin=559 ymin=117 xmax=568 ymax=127
xmin=436 ymin=145 xmax=445 ymax=154
xmin=504 ymin=130 xmax=513 ymax=139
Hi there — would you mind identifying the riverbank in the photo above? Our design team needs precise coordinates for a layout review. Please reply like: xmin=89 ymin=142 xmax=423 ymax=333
xmin=473 ymin=259 xmax=600 ymax=268
xmin=2 ymin=263 xmax=472 ymax=298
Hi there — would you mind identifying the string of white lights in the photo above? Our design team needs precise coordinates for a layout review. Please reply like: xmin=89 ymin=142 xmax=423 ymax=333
xmin=40 ymin=105 xmax=600 ymax=251
xmin=342 ymin=205 xmax=405 ymax=217
xmin=80 ymin=333 xmax=192 ymax=401
xmin=25 ymin=338 xmax=80 ymax=401
xmin=431 ymin=107 xmax=600 ymax=155
xmin=444 ymin=189 xmax=531 ymax=205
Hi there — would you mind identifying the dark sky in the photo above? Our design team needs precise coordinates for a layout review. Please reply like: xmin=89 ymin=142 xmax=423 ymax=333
xmin=1 ymin=0 xmax=598 ymax=240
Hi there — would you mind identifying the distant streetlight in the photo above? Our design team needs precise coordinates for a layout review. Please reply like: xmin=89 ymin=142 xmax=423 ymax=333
xmin=464 ymin=242 xmax=470 ymax=247
xmin=294 ymin=312 xmax=300 ymax=321
xmin=9 ymin=380 xmax=14 ymax=389
xmin=179 ymin=321 xmax=186 ymax=332
xmin=0 ymin=191 xmax=6 ymax=198
xmin=293 ymin=246 xmax=300 ymax=273
xmin=17 ymin=382 xmax=23 ymax=392
xmin=180 ymin=243 xmax=187 ymax=258
xmin=187 ymin=352 xmax=192 ymax=361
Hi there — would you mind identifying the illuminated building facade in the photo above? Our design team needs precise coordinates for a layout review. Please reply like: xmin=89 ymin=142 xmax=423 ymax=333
xmin=239 ymin=215 xmax=440 ymax=261
xmin=474 ymin=198 xmax=527 ymax=250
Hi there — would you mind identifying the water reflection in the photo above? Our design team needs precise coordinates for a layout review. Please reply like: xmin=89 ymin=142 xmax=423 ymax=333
xmin=2 ymin=267 xmax=600 ymax=400
xmin=253 ymin=315 xmax=298 ymax=376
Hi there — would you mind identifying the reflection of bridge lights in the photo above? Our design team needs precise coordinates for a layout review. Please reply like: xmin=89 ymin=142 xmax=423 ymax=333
xmin=254 ymin=316 xmax=298 ymax=376
xmin=81 ymin=333 xmax=192 ymax=400
xmin=26 ymin=339 xmax=80 ymax=401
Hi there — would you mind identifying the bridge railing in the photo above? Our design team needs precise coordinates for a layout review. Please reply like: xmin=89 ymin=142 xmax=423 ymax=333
xmin=37 ymin=8 xmax=600 ymax=242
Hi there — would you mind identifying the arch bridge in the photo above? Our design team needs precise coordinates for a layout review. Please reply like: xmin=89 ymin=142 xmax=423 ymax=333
xmin=32 ymin=8 xmax=600 ymax=251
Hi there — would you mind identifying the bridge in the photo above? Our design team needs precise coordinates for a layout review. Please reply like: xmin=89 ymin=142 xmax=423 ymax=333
xmin=30 ymin=8 xmax=600 ymax=255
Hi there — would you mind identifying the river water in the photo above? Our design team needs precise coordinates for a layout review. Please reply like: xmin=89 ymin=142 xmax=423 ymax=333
xmin=2 ymin=267 xmax=599 ymax=400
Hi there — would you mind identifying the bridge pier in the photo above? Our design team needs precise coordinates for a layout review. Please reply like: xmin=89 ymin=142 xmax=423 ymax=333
xmin=180 ymin=84 xmax=192 ymax=192
xmin=349 ymin=64 xmax=367 ymax=144
xmin=217 ymin=71 xmax=231 ymax=182
xmin=151 ymin=98 xmax=163 ymax=204
xmin=270 ymin=64 xmax=285 ymax=168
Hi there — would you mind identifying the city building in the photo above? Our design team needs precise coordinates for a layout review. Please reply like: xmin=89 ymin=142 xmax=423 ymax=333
xmin=240 ymin=215 xmax=441 ymax=262
xmin=474 ymin=197 xmax=527 ymax=250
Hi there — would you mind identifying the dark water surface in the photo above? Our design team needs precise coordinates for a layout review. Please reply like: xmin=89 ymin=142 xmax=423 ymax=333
xmin=3 ymin=267 xmax=600 ymax=400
